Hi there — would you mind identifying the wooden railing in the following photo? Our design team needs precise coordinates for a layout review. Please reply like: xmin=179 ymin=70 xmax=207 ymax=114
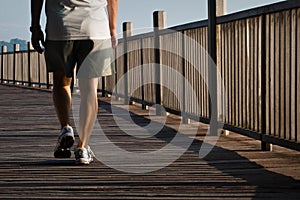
xmin=1 ymin=43 xmax=51 ymax=88
xmin=1 ymin=0 xmax=300 ymax=151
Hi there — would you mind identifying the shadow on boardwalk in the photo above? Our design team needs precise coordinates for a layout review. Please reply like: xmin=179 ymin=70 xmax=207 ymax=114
xmin=0 ymin=85 xmax=299 ymax=199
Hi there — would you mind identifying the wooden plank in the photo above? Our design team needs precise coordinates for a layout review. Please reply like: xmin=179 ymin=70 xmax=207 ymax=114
xmin=297 ymin=8 xmax=300 ymax=143
xmin=279 ymin=11 xmax=285 ymax=139
xmin=246 ymin=18 xmax=252 ymax=130
xmin=229 ymin=22 xmax=233 ymax=125
xmin=250 ymin=18 xmax=254 ymax=131
xmin=15 ymin=52 xmax=22 ymax=83
xmin=142 ymin=37 xmax=155 ymax=104
xmin=285 ymin=10 xmax=291 ymax=140
xmin=242 ymin=19 xmax=247 ymax=129
xmin=22 ymin=53 xmax=28 ymax=85
xmin=128 ymin=39 xmax=142 ymax=100
xmin=251 ymin=18 xmax=255 ymax=131
xmin=290 ymin=9 xmax=296 ymax=142
xmin=233 ymin=21 xmax=238 ymax=126
xmin=270 ymin=13 xmax=275 ymax=137
xmin=253 ymin=17 xmax=258 ymax=132
xmin=2 ymin=52 xmax=5 ymax=81
xmin=7 ymin=54 xmax=13 ymax=82
xmin=238 ymin=20 xmax=243 ymax=127
xmin=216 ymin=24 xmax=223 ymax=122
xmin=265 ymin=14 xmax=271 ymax=135
xmin=206 ymin=27 xmax=210 ymax=119
xmin=227 ymin=22 xmax=231 ymax=124
xmin=204 ymin=27 xmax=209 ymax=119
xmin=258 ymin=16 xmax=262 ymax=133
xmin=195 ymin=29 xmax=200 ymax=117
xmin=222 ymin=24 xmax=227 ymax=124
xmin=275 ymin=12 xmax=280 ymax=138
xmin=230 ymin=21 xmax=235 ymax=126
xmin=219 ymin=24 xmax=225 ymax=123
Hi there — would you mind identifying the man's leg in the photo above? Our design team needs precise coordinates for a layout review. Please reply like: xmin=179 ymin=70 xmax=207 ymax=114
xmin=77 ymin=78 xmax=99 ymax=148
xmin=53 ymin=71 xmax=72 ymax=128
xmin=52 ymin=71 xmax=76 ymax=158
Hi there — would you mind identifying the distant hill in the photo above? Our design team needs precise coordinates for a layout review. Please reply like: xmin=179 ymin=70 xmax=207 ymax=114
xmin=0 ymin=38 xmax=28 ymax=53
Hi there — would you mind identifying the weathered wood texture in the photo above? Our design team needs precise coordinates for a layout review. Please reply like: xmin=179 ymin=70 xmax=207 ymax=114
xmin=0 ymin=85 xmax=299 ymax=199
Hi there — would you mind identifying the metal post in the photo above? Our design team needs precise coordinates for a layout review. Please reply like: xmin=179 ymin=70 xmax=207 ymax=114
xmin=114 ymin=47 xmax=119 ymax=100
xmin=140 ymin=38 xmax=147 ymax=110
xmin=102 ymin=77 xmax=106 ymax=97
xmin=153 ymin=11 xmax=166 ymax=116
xmin=181 ymin=31 xmax=189 ymax=124
xmin=46 ymin=69 xmax=50 ymax=89
xmin=208 ymin=0 xmax=218 ymax=136
xmin=27 ymin=42 xmax=32 ymax=87
xmin=123 ymin=22 xmax=133 ymax=105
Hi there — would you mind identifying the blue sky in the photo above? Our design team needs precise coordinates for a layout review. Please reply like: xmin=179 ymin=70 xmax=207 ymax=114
xmin=0 ymin=0 xmax=285 ymax=41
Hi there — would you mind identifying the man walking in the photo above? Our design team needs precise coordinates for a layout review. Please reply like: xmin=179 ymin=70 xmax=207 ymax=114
xmin=30 ymin=0 xmax=118 ymax=165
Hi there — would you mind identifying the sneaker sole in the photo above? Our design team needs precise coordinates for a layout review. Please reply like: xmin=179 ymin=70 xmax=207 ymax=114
xmin=54 ymin=134 xmax=74 ymax=158
xmin=75 ymin=158 xmax=93 ymax=165
xmin=54 ymin=148 xmax=71 ymax=158
xmin=59 ymin=134 xmax=75 ymax=149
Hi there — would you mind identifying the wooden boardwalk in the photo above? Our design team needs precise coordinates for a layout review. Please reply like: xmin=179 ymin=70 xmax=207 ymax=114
xmin=0 ymin=84 xmax=300 ymax=199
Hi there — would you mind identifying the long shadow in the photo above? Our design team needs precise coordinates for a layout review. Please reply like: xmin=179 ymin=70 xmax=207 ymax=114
xmin=0 ymin=160 xmax=75 ymax=166
xmin=97 ymin=99 xmax=300 ymax=199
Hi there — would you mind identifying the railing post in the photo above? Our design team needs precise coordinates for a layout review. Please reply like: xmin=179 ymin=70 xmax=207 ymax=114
xmin=114 ymin=47 xmax=119 ymax=100
xmin=153 ymin=11 xmax=166 ymax=116
xmin=261 ymin=14 xmax=272 ymax=151
xmin=1 ymin=46 xmax=7 ymax=84
xmin=208 ymin=0 xmax=218 ymax=136
xmin=181 ymin=31 xmax=190 ymax=124
xmin=46 ymin=76 xmax=50 ymax=89
xmin=123 ymin=22 xmax=133 ymax=104
xmin=216 ymin=0 xmax=227 ymax=17
xmin=140 ymin=38 xmax=147 ymax=110
xmin=101 ymin=77 xmax=106 ymax=97
xmin=13 ymin=44 xmax=20 ymax=85
xmin=27 ymin=42 xmax=32 ymax=87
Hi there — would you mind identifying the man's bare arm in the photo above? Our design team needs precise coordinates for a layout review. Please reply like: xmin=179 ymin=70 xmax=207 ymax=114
xmin=31 ymin=0 xmax=44 ymax=27
xmin=107 ymin=0 xmax=118 ymax=48
xmin=30 ymin=0 xmax=45 ymax=53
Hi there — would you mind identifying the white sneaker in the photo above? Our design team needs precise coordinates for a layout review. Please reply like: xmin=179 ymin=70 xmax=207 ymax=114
xmin=54 ymin=126 xmax=75 ymax=158
xmin=74 ymin=146 xmax=95 ymax=165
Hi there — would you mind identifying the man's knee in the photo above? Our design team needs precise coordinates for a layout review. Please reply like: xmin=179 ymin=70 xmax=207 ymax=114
xmin=53 ymin=72 xmax=72 ymax=88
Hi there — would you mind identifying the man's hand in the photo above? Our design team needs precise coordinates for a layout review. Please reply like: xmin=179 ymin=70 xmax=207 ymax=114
xmin=30 ymin=26 xmax=45 ymax=54
xmin=30 ymin=0 xmax=45 ymax=53
xmin=111 ymin=35 xmax=118 ymax=49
